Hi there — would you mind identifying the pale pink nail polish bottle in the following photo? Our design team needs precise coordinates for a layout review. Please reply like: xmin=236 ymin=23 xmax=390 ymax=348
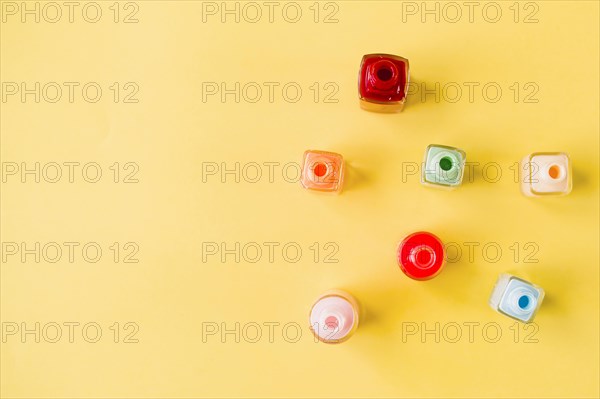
xmin=309 ymin=290 xmax=360 ymax=344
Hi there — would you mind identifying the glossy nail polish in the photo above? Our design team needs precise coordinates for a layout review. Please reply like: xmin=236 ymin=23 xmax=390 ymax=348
xmin=300 ymin=150 xmax=345 ymax=193
xmin=309 ymin=290 xmax=360 ymax=344
xmin=422 ymin=144 xmax=466 ymax=189
xmin=397 ymin=232 xmax=445 ymax=280
xmin=358 ymin=53 xmax=410 ymax=113
xmin=489 ymin=274 xmax=544 ymax=323
xmin=520 ymin=152 xmax=572 ymax=196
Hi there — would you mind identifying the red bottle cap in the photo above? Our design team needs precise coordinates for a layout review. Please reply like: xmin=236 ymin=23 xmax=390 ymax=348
xmin=397 ymin=232 xmax=445 ymax=280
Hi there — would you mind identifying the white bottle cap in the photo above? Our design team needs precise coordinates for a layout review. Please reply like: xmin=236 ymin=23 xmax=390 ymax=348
xmin=310 ymin=295 xmax=356 ymax=342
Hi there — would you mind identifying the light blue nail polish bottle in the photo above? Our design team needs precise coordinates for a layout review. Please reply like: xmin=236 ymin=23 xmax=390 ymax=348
xmin=489 ymin=274 xmax=545 ymax=323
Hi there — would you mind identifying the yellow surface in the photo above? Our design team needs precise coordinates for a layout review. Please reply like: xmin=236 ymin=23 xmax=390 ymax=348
xmin=1 ymin=1 xmax=599 ymax=398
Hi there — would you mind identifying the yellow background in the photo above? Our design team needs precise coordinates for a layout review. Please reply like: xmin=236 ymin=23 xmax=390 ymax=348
xmin=1 ymin=1 xmax=599 ymax=398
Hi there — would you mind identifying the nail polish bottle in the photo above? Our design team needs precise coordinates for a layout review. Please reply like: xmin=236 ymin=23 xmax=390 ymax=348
xmin=309 ymin=290 xmax=360 ymax=343
xmin=520 ymin=152 xmax=572 ymax=196
xmin=397 ymin=232 xmax=445 ymax=280
xmin=300 ymin=150 xmax=345 ymax=193
xmin=422 ymin=144 xmax=466 ymax=189
xmin=489 ymin=274 xmax=545 ymax=323
xmin=358 ymin=53 xmax=410 ymax=112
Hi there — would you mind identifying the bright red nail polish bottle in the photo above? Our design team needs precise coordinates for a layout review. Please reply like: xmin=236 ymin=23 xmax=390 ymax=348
xmin=397 ymin=232 xmax=445 ymax=280
xmin=358 ymin=53 xmax=410 ymax=112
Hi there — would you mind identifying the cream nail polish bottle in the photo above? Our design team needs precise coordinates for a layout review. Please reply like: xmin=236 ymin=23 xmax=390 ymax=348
xmin=520 ymin=152 xmax=572 ymax=196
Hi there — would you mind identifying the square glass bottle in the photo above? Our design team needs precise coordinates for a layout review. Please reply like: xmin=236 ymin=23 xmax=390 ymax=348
xmin=421 ymin=144 xmax=466 ymax=189
xmin=520 ymin=152 xmax=572 ymax=196
xmin=489 ymin=274 xmax=544 ymax=323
